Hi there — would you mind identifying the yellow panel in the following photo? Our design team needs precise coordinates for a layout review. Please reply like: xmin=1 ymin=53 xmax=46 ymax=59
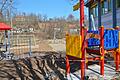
xmin=66 ymin=35 xmax=82 ymax=58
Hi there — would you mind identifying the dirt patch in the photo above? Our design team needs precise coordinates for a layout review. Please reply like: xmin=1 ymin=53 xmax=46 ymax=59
xmin=10 ymin=40 xmax=53 ymax=55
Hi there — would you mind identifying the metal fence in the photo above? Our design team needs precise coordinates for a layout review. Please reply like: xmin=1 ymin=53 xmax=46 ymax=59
xmin=0 ymin=30 xmax=36 ymax=60
xmin=10 ymin=31 xmax=36 ymax=58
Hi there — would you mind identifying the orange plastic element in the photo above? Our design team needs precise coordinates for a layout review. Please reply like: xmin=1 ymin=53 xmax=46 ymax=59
xmin=66 ymin=56 xmax=70 ymax=74
xmin=100 ymin=47 xmax=102 ymax=54
xmin=85 ymin=55 xmax=88 ymax=63
xmin=66 ymin=34 xmax=82 ymax=58
xmin=100 ymin=56 xmax=104 ymax=60
xmin=86 ymin=33 xmax=100 ymax=39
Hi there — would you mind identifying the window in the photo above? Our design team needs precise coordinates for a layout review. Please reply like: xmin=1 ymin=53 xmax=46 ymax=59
xmin=117 ymin=0 xmax=120 ymax=8
xmin=101 ymin=0 xmax=112 ymax=15
xmin=108 ymin=0 xmax=112 ymax=11
xmin=93 ymin=7 xmax=96 ymax=17
xmin=91 ymin=8 xmax=94 ymax=16
xmin=91 ymin=5 xmax=98 ymax=18
xmin=104 ymin=0 xmax=108 ymax=13
xmin=101 ymin=1 xmax=105 ymax=15
xmin=90 ymin=0 xmax=113 ymax=17
xmin=96 ymin=5 xmax=98 ymax=17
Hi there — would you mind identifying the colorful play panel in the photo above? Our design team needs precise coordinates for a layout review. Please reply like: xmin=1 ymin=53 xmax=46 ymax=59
xmin=66 ymin=0 xmax=120 ymax=80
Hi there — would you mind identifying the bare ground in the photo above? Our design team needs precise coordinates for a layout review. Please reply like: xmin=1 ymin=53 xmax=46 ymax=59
xmin=0 ymin=52 xmax=66 ymax=80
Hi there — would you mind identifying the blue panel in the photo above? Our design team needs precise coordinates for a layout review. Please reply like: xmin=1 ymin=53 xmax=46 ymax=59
xmin=88 ymin=38 xmax=100 ymax=47
xmin=104 ymin=30 xmax=119 ymax=50
xmin=87 ymin=30 xmax=99 ymax=34
xmin=87 ymin=30 xmax=119 ymax=50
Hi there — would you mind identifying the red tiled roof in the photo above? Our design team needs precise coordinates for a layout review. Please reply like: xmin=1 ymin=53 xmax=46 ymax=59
xmin=69 ymin=24 xmax=76 ymax=28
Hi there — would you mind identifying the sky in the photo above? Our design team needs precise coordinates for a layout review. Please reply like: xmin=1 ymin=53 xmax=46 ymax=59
xmin=16 ymin=0 xmax=87 ymax=19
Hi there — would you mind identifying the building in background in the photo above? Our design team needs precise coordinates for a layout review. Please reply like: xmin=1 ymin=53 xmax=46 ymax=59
xmin=12 ymin=15 xmax=39 ymax=32
xmin=85 ymin=0 xmax=120 ymax=30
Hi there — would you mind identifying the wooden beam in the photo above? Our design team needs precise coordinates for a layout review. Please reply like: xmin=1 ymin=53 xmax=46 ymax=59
xmin=73 ymin=2 xmax=79 ymax=11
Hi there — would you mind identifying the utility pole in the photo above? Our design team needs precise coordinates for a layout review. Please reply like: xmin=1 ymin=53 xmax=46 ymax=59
xmin=10 ymin=0 xmax=13 ymax=28
xmin=7 ymin=0 xmax=13 ymax=54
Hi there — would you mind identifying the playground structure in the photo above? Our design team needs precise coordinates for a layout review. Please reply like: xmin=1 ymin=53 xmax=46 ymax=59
xmin=66 ymin=26 xmax=120 ymax=79
xmin=0 ymin=0 xmax=120 ymax=79
xmin=66 ymin=0 xmax=120 ymax=80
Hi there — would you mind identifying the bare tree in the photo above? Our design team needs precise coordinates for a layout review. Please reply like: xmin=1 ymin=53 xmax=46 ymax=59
xmin=43 ymin=15 xmax=48 ymax=22
xmin=0 ymin=0 xmax=17 ymax=22
xmin=67 ymin=14 xmax=75 ymax=22
xmin=0 ymin=0 xmax=9 ymax=20
xmin=0 ymin=0 xmax=9 ymax=12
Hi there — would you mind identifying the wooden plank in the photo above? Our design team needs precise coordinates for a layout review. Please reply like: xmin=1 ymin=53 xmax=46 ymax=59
xmin=73 ymin=2 xmax=79 ymax=11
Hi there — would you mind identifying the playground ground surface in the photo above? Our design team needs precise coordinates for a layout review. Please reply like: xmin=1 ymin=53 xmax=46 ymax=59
xmin=0 ymin=39 xmax=120 ymax=80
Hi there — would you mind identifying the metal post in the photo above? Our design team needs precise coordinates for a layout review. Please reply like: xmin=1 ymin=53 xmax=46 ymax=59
xmin=4 ymin=31 xmax=7 ymax=51
xmin=98 ymin=0 xmax=101 ymax=27
xmin=81 ymin=27 xmax=85 ymax=80
xmin=116 ymin=52 xmax=119 ymax=71
xmin=29 ymin=37 xmax=32 ymax=56
xmin=100 ymin=26 xmax=104 ymax=76
xmin=66 ymin=56 xmax=70 ymax=76
xmin=8 ymin=31 xmax=10 ymax=53
xmin=112 ymin=0 xmax=117 ymax=28
xmin=10 ymin=0 xmax=13 ymax=28
xmin=84 ymin=28 xmax=88 ymax=69
xmin=80 ymin=0 xmax=85 ymax=80
xmin=9 ymin=0 xmax=14 ymax=52
xmin=53 ymin=28 xmax=56 ymax=43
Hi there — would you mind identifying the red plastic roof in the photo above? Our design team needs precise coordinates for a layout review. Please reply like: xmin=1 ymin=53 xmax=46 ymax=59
xmin=0 ymin=23 xmax=12 ymax=30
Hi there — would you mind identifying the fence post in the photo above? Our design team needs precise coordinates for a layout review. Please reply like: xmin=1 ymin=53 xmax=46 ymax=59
xmin=8 ymin=31 xmax=10 ymax=54
xmin=29 ymin=37 xmax=32 ymax=56
xmin=4 ymin=31 xmax=7 ymax=51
